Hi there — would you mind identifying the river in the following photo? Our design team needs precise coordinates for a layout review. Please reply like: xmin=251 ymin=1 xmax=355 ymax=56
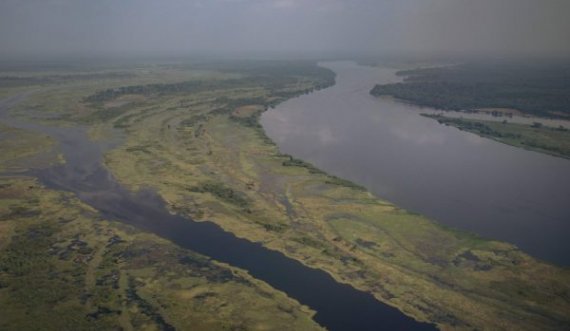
xmin=0 ymin=89 xmax=435 ymax=328
xmin=261 ymin=61 xmax=570 ymax=266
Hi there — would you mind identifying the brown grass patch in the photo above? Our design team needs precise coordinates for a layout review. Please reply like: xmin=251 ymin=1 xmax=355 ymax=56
xmin=232 ymin=105 xmax=264 ymax=118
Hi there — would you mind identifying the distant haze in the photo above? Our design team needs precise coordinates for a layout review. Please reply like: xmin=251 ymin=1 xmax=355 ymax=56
xmin=1 ymin=0 xmax=569 ymax=58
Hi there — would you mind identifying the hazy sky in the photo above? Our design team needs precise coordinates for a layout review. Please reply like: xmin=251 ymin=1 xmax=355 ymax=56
xmin=0 ymin=0 xmax=569 ymax=57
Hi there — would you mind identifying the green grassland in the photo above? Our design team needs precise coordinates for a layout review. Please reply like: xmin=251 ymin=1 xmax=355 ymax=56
xmin=4 ymin=66 xmax=239 ymax=124
xmin=0 ymin=178 xmax=323 ymax=331
xmin=1 ymin=60 xmax=570 ymax=330
xmin=0 ymin=123 xmax=60 ymax=172
xmin=79 ymin=64 xmax=569 ymax=330
xmin=0 ymin=63 xmax=330 ymax=330
xmin=424 ymin=115 xmax=570 ymax=159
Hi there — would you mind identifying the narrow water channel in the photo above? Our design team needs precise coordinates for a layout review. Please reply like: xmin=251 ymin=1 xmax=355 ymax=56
xmin=0 ymin=92 xmax=436 ymax=330
xmin=261 ymin=61 xmax=570 ymax=266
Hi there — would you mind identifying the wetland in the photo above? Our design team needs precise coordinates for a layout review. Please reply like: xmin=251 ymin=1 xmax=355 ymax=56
xmin=263 ymin=61 xmax=570 ymax=266
xmin=1 ymin=59 xmax=569 ymax=330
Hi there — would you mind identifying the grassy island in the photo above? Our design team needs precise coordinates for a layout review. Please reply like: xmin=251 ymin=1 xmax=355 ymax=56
xmin=370 ymin=61 xmax=570 ymax=159
xmin=424 ymin=115 xmax=570 ymax=159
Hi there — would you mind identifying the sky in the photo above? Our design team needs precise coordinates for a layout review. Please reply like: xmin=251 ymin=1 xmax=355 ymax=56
xmin=0 ymin=0 xmax=569 ymax=57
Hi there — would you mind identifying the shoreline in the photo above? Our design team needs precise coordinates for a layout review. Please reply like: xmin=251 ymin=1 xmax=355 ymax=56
xmin=1 ymin=61 xmax=569 ymax=330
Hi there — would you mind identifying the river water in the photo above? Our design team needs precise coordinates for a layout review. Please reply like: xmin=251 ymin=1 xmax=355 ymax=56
xmin=261 ymin=61 xmax=570 ymax=266
xmin=0 ymin=90 xmax=435 ymax=329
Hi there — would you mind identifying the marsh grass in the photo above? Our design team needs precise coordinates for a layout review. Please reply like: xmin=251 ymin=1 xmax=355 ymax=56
xmin=3 ymin=61 xmax=569 ymax=330
xmin=0 ymin=178 xmax=323 ymax=331
xmin=425 ymin=114 xmax=570 ymax=159
xmin=102 ymin=63 xmax=570 ymax=330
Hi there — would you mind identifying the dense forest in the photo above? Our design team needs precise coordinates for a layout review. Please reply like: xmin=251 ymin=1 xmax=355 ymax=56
xmin=370 ymin=61 xmax=570 ymax=118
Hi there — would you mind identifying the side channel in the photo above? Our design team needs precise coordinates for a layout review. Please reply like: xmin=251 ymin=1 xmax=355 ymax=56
xmin=0 ymin=93 xmax=436 ymax=330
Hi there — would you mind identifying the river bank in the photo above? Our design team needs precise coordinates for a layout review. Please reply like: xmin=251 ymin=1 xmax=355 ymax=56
xmin=1 ymin=60 xmax=569 ymax=330
xmin=0 ymin=63 xmax=436 ymax=330
xmin=263 ymin=61 xmax=570 ymax=266
xmin=98 ymin=61 xmax=569 ymax=329
xmin=422 ymin=114 xmax=570 ymax=159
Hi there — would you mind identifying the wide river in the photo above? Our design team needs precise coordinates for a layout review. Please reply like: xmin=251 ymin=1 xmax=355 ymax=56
xmin=262 ymin=61 xmax=570 ymax=266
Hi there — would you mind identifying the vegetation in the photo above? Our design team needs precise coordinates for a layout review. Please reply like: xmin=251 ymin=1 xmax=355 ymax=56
xmin=85 ymin=78 xmax=251 ymax=104
xmin=0 ymin=123 xmax=59 ymax=172
xmin=281 ymin=154 xmax=325 ymax=174
xmin=424 ymin=115 xmax=570 ymax=159
xmin=0 ymin=177 xmax=323 ymax=330
xmin=0 ymin=72 xmax=135 ymax=88
xmin=0 ymin=63 xmax=334 ymax=330
xmin=371 ymin=61 xmax=570 ymax=118
xmin=2 ymin=60 xmax=570 ymax=330
xmin=84 ymin=61 xmax=335 ymax=107
xmin=189 ymin=182 xmax=251 ymax=209
xmin=92 ymin=63 xmax=569 ymax=330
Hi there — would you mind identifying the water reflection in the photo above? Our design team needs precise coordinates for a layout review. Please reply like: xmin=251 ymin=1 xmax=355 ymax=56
xmin=262 ymin=61 xmax=570 ymax=266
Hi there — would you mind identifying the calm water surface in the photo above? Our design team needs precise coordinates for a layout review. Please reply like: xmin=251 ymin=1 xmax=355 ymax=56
xmin=261 ymin=61 xmax=570 ymax=266
xmin=0 ymin=91 xmax=435 ymax=331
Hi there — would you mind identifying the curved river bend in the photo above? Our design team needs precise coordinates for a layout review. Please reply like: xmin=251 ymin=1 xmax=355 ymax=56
xmin=0 ymin=91 xmax=435 ymax=329
xmin=262 ymin=61 xmax=570 ymax=266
